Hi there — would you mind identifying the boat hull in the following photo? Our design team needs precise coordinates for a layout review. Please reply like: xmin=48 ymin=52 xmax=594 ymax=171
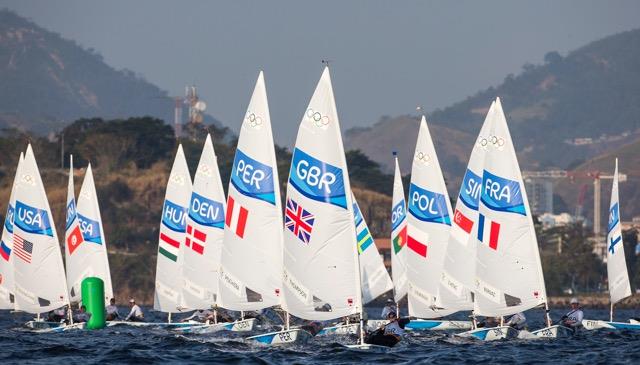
xmin=25 ymin=321 xmax=65 ymax=330
xmin=345 ymin=343 xmax=389 ymax=352
xmin=406 ymin=319 xmax=473 ymax=331
xmin=247 ymin=328 xmax=312 ymax=345
xmin=531 ymin=325 xmax=574 ymax=338
xmin=106 ymin=321 xmax=198 ymax=328
xmin=317 ymin=323 xmax=359 ymax=336
xmin=457 ymin=326 xmax=519 ymax=341
xmin=34 ymin=323 xmax=85 ymax=333
xmin=175 ymin=318 xmax=258 ymax=334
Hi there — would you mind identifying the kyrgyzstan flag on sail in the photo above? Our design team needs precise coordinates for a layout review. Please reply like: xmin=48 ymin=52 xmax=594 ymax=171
xmin=66 ymin=225 xmax=84 ymax=255
xmin=477 ymin=213 xmax=500 ymax=250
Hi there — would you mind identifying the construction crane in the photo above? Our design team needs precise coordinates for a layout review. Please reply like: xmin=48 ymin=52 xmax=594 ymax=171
xmin=522 ymin=169 xmax=627 ymax=237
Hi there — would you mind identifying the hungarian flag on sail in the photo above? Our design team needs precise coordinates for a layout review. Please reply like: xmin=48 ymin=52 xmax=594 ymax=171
xmin=225 ymin=196 xmax=249 ymax=239
xmin=477 ymin=213 xmax=500 ymax=250
xmin=66 ymin=225 xmax=84 ymax=255
xmin=392 ymin=226 xmax=406 ymax=254
xmin=285 ymin=198 xmax=315 ymax=245
xmin=185 ymin=224 xmax=206 ymax=255
xmin=13 ymin=234 xmax=33 ymax=264
xmin=159 ymin=232 xmax=180 ymax=262
xmin=0 ymin=241 xmax=10 ymax=261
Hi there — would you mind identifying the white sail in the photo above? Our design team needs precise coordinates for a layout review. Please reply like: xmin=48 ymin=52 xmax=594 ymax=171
xmin=154 ymin=144 xmax=192 ymax=313
xmin=606 ymin=158 xmax=631 ymax=305
xmin=406 ymin=116 xmax=456 ymax=318
xmin=13 ymin=145 xmax=69 ymax=313
xmin=0 ymin=153 xmax=23 ymax=309
xmin=218 ymin=71 xmax=283 ymax=311
xmin=66 ymin=163 xmax=114 ymax=304
xmin=390 ymin=154 xmax=408 ymax=302
xmin=182 ymin=134 xmax=225 ymax=310
xmin=473 ymin=98 xmax=547 ymax=317
xmin=353 ymin=193 xmax=393 ymax=304
xmin=281 ymin=67 xmax=361 ymax=320
xmin=436 ymin=101 xmax=496 ymax=311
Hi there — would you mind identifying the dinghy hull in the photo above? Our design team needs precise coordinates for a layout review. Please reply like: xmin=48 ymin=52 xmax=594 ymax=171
xmin=247 ymin=328 xmax=312 ymax=345
xmin=174 ymin=318 xmax=258 ymax=334
xmin=531 ymin=325 xmax=574 ymax=338
xmin=345 ymin=344 xmax=389 ymax=352
xmin=317 ymin=323 xmax=359 ymax=336
xmin=406 ymin=319 xmax=473 ymax=331
xmin=457 ymin=326 xmax=519 ymax=341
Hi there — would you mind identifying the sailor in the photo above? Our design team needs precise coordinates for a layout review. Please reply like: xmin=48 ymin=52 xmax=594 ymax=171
xmin=381 ymin=298 xmax=397 ymax=319
xmin=47 ymin=305 xmax=68 ymax=322
xmin=125 ymin=298 xmax=144 ymax=322
xmin=505 ymin=312 xmax=527 ymax=330
xmin=182 ymin=309 xmax=214 ymax=323
xmin=73 ymin=305 xmax=91 ymax=323
xmin=476 ymin=316 xmax=499 ymax=328
xmin=365 ymin=311 xmax=409 ymax=347
xmin=106 ymin=298 xmax=120 ymax=321
xmin=561 ymin=297 xmax=584 ymax=330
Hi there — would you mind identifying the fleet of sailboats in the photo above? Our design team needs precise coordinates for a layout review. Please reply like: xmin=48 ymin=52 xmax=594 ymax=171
xmin=0 ymin=67 xmax=637 ymax=345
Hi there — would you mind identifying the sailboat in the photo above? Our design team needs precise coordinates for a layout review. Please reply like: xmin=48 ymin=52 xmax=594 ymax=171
xmin=153 ymin=144 xmax=192 ymax=323
xmin=0 ymin=153 xmax=23 ymax=310
xmin=390 ymin=153 xmax=409 ymax=309
xmin=65 ymin=159 xmax=114 ymax=305
xmin=582 ymin=159 xmax=639 ymax=331
xmin=14 ymin=145 xmax=82 ymax=332
xmin=404 ymin=115 xmax=461 ymax=330
xmin=435 ymin=102 xmax=496 ymax=330
xmin=317 ymin=193 xmax=394 ymax=336
xmin=458 ymin=98 xmax=570 ymax=340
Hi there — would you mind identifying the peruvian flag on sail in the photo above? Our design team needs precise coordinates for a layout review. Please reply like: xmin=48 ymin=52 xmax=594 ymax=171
xmin=225 ymin=196 xmax=249 ymax=238
xmin=477 ymin=213 xmax=500 ymax=250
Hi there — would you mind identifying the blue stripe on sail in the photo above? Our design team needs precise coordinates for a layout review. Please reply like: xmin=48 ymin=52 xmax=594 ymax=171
xmin=477 ymin=214 xmax=485 ymax=242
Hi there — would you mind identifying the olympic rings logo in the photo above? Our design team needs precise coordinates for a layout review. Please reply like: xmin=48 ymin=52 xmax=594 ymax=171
xmin=245 ymin=112 xmax=263 ymax=129
xmin=415 ymin=151 xmax=431 ymax=165
xmin=171 ymin=173 xmax=186 ymax=186
xmin=306 ymin=108 xmax=330 ymax=128
xmin=21 ymin=174 xmax=35 ymax=186
xmin=197 ymin=163 xmax=213 ymax=178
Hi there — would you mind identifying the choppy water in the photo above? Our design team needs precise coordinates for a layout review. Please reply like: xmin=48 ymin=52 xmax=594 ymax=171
xmin=1 ymin=307 xmax=639 ymax=364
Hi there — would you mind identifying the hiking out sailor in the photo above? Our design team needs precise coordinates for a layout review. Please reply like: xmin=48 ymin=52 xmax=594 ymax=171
xmin=125 ymin=298 xmax=144 ymax=322
xmin=505 ymin=312 xmax=527 ymax=330
xmin=73 ymin=305 xmax=91 ymax=323
xmin=476 ymin=316 xmax=499 ymax=328
xmin=182 ymin=309 xmax=214 ymax=323
xmin=561 ymin=297 xmax=584 ymax=330
xmin=381 ymin=298 xmax=397 ymax=318
xmin=365 ymin=311 xmax=410 ymax=348
xmin=47 ymin=305 xmax=68 ymax=322
xmin=106 ymin=298 xmax=120 ymax=321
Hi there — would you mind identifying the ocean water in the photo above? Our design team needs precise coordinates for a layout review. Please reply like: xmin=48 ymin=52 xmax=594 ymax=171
xmin=1 ymin=307 xmax=639 ymax=364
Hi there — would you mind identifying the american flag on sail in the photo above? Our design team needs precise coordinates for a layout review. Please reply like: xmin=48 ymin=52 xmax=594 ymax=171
xmin=285 ymin=198 xmax=315 ymax=245
xmin=13 ymin=234 xmax=33 ymax=264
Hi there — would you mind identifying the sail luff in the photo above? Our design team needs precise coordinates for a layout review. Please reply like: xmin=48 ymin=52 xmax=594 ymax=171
xmin=0 ymin=153 xmax=23 ymax=309
xmin=390 ymin=155 xmax=408 ymax=303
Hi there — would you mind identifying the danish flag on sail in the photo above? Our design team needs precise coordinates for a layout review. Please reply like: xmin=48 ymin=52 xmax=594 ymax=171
xmin=185 ymin=224 xmax=206 ymax=254
xmin=477 ymin=213 xmax=500 ymax=250
xmin=225 ymin=196 xmax=248 ymax=238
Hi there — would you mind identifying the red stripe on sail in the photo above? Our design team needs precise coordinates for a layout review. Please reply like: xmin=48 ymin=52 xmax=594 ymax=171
xmin=489 ymin=221 xmax=500 ymax=250
xmin=225 ymin=197 xmax=235 ymax=227
xmin=454 ymin=209 xmax=473 ymax=234
xmin=160 ymin=233 xmax=180 ymax=248
xmin=236 ymin=206 xmax=248 ymax=238
xmin=407 ymin=235 xmax=427 ymax=257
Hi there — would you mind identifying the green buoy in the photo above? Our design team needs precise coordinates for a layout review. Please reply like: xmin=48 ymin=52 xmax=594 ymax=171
xmin=81 ymin=277 xmax=106 ymax=329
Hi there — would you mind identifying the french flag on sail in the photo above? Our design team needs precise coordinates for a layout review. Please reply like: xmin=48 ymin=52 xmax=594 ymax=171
xmin=477 ymin=213 xmax=500 ymax=250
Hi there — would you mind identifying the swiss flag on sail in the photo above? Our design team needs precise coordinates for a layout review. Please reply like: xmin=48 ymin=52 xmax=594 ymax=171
xmin=67 ymin=225 xmax=84 ymax=255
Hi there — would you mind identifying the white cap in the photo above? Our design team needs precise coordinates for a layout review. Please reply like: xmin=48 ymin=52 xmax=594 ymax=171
xmin=129 ymin=298 xmax=135 ymax=303
xmin=570 ymin=297 xmax=579 ymax=304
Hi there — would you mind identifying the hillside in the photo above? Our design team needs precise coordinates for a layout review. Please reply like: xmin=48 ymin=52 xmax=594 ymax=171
xmin=0 ymin=9 xmax=220 ymax=133
xmin=347 ymin=28 xmax=640 ymax=174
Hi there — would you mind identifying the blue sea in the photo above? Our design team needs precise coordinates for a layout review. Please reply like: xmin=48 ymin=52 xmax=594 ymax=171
xmin=1 ymin=307 xmax=639 ymax=364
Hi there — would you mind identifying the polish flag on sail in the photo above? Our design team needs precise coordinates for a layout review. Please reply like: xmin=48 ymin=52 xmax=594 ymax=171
xmin=225 ymin=196 xmax=249 ymax=238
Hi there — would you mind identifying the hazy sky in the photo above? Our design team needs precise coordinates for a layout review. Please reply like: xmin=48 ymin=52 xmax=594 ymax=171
xmin=3 ymin=0 xmax=640 ymax=145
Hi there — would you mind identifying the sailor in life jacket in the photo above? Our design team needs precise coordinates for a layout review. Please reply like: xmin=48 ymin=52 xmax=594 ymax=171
xmin=561 ymin=297 xmax=584 ymax=329
xmin=505 ymin=312 xmax=527 ymax=330
xmin=381 ymin=298 xmax=397 ymax=319
xmin=383 ymin=311 xmax=407 ymax=338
